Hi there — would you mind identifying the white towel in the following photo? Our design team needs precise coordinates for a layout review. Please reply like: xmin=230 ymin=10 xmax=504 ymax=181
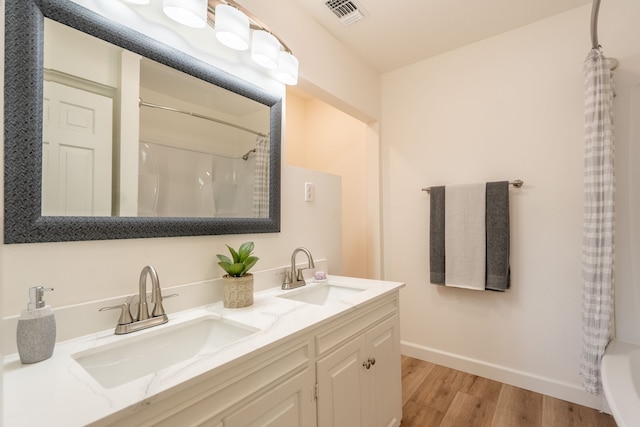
xmin=445 ymin=183 xmax=486 ymax=290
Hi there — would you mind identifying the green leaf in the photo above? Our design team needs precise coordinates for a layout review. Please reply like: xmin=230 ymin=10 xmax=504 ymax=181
xmin=227 ymin=245 xmax=240 ymax=263
xmin=238 ymin=242 xmax=254 ymax=262
xmin=218 ymin=261 xmax=232 ymax=274
xmin=241 ymin=256 xmax=259 ymax=275
xmin=217 ymin=254 xmax=232 ymax=265
xmin=227 ymin=262 xmax=245 ymax=277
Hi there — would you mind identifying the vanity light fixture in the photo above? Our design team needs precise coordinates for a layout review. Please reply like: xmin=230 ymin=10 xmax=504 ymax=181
xmin=120 ymin=0 xmax=299 ymax=85
xmin=163 ymin=0 xmax=208 ymax=29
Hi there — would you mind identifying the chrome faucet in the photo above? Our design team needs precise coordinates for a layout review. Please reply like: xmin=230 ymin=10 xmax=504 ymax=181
xmin=100 ymin=265 xmax=177 ymax=334
xmin=282 ymin=247 xmax=315 ymax=290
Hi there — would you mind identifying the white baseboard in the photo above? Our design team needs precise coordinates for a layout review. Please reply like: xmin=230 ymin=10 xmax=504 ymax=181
xmin=401 ymin=340 xmax=605 ymax=411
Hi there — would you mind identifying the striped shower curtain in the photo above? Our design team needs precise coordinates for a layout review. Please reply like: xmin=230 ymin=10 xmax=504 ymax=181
xmin=580 ymin=48 xmax=615 ymax=395
xmin=252 ymin=135 xmax=270 ymax=218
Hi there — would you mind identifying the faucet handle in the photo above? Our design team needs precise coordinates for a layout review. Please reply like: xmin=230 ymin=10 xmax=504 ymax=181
xmin=296 ymin=266 xmax=316 ymax=282
xmin=99 ymin=303 xmax=134 ymax=325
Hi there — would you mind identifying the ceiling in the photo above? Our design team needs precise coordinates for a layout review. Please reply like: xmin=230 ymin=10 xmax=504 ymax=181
xmin=140 ymin=58 xmax=266 ymax=116
xmin=291 ymin=0 xmax=593 ymax=73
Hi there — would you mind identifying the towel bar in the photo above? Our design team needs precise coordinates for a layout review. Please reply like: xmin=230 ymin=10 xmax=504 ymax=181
xmin=422 ymin=179 xmax=523 ymax=194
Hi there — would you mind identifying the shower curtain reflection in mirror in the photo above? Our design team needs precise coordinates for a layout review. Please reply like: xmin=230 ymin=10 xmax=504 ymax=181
xmin=138 ymin=141 xmax=265 ymax=218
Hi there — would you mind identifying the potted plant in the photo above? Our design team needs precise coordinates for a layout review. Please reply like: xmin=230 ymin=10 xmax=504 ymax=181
xmin=217 ymin=242 xmax=259 ymax=308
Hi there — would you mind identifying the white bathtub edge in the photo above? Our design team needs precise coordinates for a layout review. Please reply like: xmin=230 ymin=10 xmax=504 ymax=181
xmin=602 ymin=339 xmax=640 ymax=427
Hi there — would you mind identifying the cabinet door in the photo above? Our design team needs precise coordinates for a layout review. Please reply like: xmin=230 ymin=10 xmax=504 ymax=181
xmin=365 ymin=315 xmax=402 ymax=427
xmin=223 ymin=368 xmax=315 ymax=427
xmin=316 ymin=335 xmax=368 ymax=427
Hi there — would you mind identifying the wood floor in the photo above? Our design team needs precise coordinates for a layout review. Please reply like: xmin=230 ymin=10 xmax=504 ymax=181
xmin=400 ymin=356 xmax=617 ymax=427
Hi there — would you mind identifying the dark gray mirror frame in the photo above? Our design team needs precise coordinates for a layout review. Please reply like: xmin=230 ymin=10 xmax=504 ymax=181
xmin=4 ymin=0 xmax=282 ymax=244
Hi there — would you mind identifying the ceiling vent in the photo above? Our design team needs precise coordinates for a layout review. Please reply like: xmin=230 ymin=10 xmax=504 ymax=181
xmin=324 ymin=0 xmax=365 ymax=26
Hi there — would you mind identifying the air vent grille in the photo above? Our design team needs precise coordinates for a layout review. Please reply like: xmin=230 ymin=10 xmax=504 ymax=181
xmin=324 ymin=0 xmax=365 ymax=26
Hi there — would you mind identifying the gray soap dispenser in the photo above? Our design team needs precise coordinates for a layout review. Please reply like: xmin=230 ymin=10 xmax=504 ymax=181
xmin=16 ymin=286 xmax=56 ymax=364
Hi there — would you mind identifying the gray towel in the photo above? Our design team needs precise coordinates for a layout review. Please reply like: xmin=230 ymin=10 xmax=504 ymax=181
xmin=485 ymin=181 xmax=510 ymax=291
xmin=429 ymin=186 xmax=445 ymax=285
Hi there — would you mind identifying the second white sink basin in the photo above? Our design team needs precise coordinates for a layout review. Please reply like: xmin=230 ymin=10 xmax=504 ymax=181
xmin=278 ymin=283 xmax=365 ymax=305
xmin=72 ymin=316 xmax=259 ymax=389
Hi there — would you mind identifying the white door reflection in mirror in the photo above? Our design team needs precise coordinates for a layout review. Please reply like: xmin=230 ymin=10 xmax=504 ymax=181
xmin=42 ymin=81 xmax=113 ymax=216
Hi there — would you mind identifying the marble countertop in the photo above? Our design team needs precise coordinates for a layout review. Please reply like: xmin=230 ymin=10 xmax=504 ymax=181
xmin=3 ymin=276 xmax=404 ymax=427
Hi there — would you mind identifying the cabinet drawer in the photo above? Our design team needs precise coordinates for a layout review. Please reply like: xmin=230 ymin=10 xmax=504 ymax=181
xmin=315 ymin=294 xmax=398 ymax=357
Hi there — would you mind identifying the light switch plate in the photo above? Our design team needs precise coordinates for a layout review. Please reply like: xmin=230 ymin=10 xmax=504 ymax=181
xmin=305 ymin=182 xmax=314 ymax=202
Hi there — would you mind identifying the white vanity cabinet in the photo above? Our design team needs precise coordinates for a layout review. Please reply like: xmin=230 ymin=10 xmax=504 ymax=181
xmin=91 ymin=291 xmax=401 ymax=427
xmin=315 ymin=295 xmax=402 ymax=427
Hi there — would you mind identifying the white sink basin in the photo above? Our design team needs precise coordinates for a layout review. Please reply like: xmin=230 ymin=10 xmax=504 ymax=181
xmin=278 ymin=283 xmax=366 ymax=306
xmin=72 ymin=316 xmax=259 ymax=389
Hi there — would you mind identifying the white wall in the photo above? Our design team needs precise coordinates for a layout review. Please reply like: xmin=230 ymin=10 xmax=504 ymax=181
xmin=382 ymin=0 xmax=640 ymax=410
xmin=44 ymin=18 xmax=120 ymax=87
xmin=242 ymin=0 xmax=384 ymax=280
xmin=286 ymin=91 xmax=379 ymax=279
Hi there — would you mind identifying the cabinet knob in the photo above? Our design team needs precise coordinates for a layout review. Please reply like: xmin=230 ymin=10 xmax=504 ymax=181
xmin=362 ymin=357 xmax=376 ymax=369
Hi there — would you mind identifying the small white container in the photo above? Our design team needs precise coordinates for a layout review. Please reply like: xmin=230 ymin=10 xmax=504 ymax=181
xmin=16 ymin=286 xmax=56 ymax=364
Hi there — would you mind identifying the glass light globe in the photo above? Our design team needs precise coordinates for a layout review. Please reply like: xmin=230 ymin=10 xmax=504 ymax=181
xmin=163 ymin=0 xmax=207 ymax=29
xmin=215 ymin=4 xmax=250 ymax=51
xmin=251 ymin=30 xmax=280 ymax=70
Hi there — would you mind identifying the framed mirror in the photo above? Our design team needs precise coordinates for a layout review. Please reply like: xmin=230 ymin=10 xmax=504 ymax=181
xmin=4 ymin=0 xmax=282 ymax=243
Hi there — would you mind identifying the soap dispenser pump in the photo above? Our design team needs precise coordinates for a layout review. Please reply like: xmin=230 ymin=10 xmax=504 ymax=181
xmin=16 ymin=286 xmax=56 ymax=364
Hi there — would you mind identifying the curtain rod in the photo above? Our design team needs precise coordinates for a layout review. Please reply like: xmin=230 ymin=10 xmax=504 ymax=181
xmin=590 ymin=0 xmax=619 ymax=69
xmin=421 ymin=180 xmax=523 ymax=193
xmin=138 ymin=99 xmax=269 ymax=138
xmin=591 ymin=0 xmax=602 ymax=49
